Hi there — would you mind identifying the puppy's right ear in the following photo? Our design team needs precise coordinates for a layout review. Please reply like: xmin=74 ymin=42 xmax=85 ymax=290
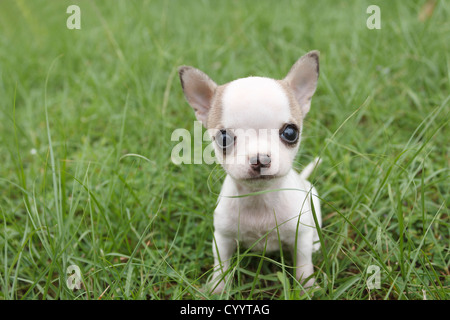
xmin=178 ymin=66 xmax=217 ymax=126
xmin=284 ymin=51 xmax=319 ymax=116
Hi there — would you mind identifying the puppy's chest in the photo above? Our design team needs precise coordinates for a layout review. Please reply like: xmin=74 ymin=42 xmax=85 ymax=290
xmin=224 ymin=196 xmax=297 ymax=251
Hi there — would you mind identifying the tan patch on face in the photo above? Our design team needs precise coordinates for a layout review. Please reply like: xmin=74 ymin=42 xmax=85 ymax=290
xmin=206 ymin=83 xmax=228 ymax=129
xmin=276 ymin=80 xmax=303 ymax=124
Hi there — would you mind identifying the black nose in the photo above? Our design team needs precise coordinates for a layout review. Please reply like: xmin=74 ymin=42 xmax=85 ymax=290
xmin=249 ymin=154 xmax=271 ymax=171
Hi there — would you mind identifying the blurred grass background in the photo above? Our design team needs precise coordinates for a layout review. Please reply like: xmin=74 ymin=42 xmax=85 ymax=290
xmin=0 ymin=0 xmax=448 ymax=299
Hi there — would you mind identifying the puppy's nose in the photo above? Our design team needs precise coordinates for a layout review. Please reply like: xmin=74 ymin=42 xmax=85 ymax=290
xmin=249 ymin=154 xmax=271 ymax=171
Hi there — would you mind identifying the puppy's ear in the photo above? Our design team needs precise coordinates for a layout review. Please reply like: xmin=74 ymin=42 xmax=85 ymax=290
xmin=284 ymin=51 xmax=319 ymax=116
xmin=178 ymin=66 xmax=217 ymax=126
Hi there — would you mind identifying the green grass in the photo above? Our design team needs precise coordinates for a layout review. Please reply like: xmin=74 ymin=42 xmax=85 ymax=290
xmin=0 ymin=0 xmax=448 ymax=300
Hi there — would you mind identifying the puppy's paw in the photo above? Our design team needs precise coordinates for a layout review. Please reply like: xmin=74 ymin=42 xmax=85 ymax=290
xmin=207 ymin=279 xmax=227 ymax=295
xmin=303 ymin=277 xmax=317 ymax=289
xmin=297 ymin=277 xmax=321 ymax=297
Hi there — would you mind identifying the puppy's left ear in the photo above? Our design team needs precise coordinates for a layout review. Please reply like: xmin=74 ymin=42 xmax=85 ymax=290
xmin=178 ymin=66 xmax=217 ymax=126
xmin=284 ymin=51 xmax=319 ymax=116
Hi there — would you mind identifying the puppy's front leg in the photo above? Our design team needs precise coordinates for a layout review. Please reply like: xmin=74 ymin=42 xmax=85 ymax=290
xmin=294 ymin=229 xmax=316 ymax=288
xmin=210 ymin=231 xmax=236 ymax=294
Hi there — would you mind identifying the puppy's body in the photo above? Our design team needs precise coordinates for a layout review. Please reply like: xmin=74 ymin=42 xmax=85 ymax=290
xmin=179 ymin=51 xmax=322 ymax=294
xmin=215 ymin=168 xmax=321 ymax=253
xmin=212 ymin=166 xmax=321 ymax=292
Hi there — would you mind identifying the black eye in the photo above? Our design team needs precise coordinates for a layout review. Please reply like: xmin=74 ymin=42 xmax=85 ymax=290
xmin=215 ymin=129 xmax=235 ymax=151
xmin=280 ymin=124 xmax=299 ymax=144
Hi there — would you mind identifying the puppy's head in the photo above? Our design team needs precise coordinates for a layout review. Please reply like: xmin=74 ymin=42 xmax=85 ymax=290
xmin=179 ymin=51 xmax=319 ymax=184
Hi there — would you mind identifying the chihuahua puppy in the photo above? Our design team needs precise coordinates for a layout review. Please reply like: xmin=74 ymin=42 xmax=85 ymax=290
xmin=179 ymin=51 xmax=322 ymax=294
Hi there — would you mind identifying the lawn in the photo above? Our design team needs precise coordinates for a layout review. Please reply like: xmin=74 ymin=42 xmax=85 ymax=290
xmin=0 ymin=0 xmax=448 ymax=300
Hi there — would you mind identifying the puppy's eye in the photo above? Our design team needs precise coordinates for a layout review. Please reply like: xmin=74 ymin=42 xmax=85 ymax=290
xmin=215 ymin=129 xmax=235 ymax=151
xmin=280 ymin=124 xmax=299 ymax=144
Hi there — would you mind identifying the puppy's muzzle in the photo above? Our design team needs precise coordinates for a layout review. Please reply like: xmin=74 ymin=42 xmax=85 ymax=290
xmin=249 ymin=154 xmax=271 ymax=172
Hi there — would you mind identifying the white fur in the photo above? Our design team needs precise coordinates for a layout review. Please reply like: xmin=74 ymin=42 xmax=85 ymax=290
xmin=209 ymin=77 xmax=321 ymax=293
xmin=212 ymin=77 xmax=298 ymax=181
xmin=222 ymin=77 xmax=291 ymax=130
xmin=211 ymin=167 xmax=321 ymax=293
xmin=178 ymin=51 xmax=321 ymax=295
